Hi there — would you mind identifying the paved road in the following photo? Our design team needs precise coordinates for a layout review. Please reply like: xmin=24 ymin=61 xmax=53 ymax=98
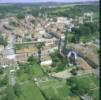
xmin=14 ymin=41 xmax=40 ymax=45
xmin=3 ymin=34 xmax=17 ymax=86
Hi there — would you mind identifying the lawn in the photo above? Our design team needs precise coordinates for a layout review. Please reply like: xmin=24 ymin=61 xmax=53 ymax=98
xmin=15 ymin=82 xmax=45 ymax=100
xmin=39 ymin=79 xmax=65 ymax=87
xmin=39 ymin=79 xmax=79 ymax=100
xmin=67 ymin=74 xmax=99 ymax=100
xmin=75 ymin=74 xmax=99 ymax=89
xmin=88 ymin=88 xmax=99 ymax=100
xmin=14 ymin=44 xmax=28 ymax=50
xmin=14 ymin=43 xmax=36 ymax=50
xmin=16 ymin=73 xmax=29 ymax=82
xmin=31 ymin=64 xmax=44 ymax=77
xmin=16 ymin=63 xmax=44 ymax=82
xmin=56 ymin=86 xmax=71 ymax=98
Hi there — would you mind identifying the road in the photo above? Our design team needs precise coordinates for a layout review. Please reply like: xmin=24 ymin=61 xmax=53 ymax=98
xmin=3 ymin=33 xmax=17 ymax=86
xmin=14 ymin=41 xmax=40 ymax=45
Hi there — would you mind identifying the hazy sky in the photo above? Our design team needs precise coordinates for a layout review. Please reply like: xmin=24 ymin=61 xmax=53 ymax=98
xmin=0 ymin=0 xmax=98 ymax=3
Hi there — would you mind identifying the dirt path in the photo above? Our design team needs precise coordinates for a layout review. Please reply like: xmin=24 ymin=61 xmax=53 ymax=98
xmin=77 ymin=57 xmax=92 ymax=72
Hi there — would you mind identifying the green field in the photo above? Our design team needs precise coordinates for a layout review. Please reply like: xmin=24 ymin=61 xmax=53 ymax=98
xmin=0 ymin=65 xmax=99 ymax=100
xmin=67 ymin=74 xmax=99 ymax=100
xmin=39 ymin=79 xmax=79 ymax=100
xmin=15 ymin=82 xmax=45 ymax=100
xmin=16 ymin=63 xmax=44 ymax=82
xmin=88 ymin=88 xmax=99 ymax=100
xmin=75 ymin=74 xmax=99 ymax=89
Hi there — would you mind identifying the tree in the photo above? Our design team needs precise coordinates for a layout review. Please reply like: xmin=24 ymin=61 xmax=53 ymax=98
xmin=63 ymin=32 xmax=68 ymax=50
xmin=71 ymin=27 xmax=80 ymax=43
xmin=5 ymin=85 xmax=15 ymax=100
xmin=16 ymin=13 xmax=25 ymax=19
xmin=9 ymin=21 xmax=19 ymax=27
xmin=0 ymin=35 xmax=7 ymax=46
xmin=66 ymin=77 xmax=90 ymax=96
xmin=70 ymin=69 xmax=77 ymax=75
xmin=58 ymin=37 xmax=62 ymax=53
xmin=13 ymin=83 xmax=21 ymax=97
xmin=27 ymin=55 xmax=37 ymax=64
xmin=0 ymin=68 xmax=4 ymax=74
xmin=0 ymin=74 xmax=8 ymax=86
xmin=35 ymin=42 xmax=45 ymax=64
xmin=50 ymin=51 xmax=66 ymax=72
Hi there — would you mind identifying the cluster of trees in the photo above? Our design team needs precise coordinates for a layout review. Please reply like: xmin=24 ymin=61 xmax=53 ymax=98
xmin=0 ymin=75 xmax=8 ymax=87
xmin=35 ymin=42 xmax=45 ymax=64
xmin=16 ymin=13 xmax=26 ymax=19
xmin=70 ymin=22 xmax=99 ymax=43
xmin=47 ymin=4 xmax=99 ymax=18
xmin=0 ymin=3 xmax=99 ymax=19
xmin=66 ymin=77 xmax=90 ymax=96
xmin=16 ymin=7 xmax=45 ymax=19
xmin=0 ymin=34 xmax=7 ymax=46
xmin=70 ymin=68 xmax=77 ymax=75
xmin=16 ymin=62 xmax=33 ymax=81
xmin=1 ymin=83 xmax=21 ymax=100
xmin=0 ymin=68 xmax=4 ymax=74
xmin=9 ymin=21 xmax=19 ymax=27
xmin=0 ymin=5 xmax=23 ymax=19
xmin=17 ymin=55 xmax=40 ymax=81
xmin=0 ymin=73 xmax=20 ymax=100
xmin=0 ymin=4 xmax=42 ymax=19
xmin=27 ymin=55 xmax=38 ymax=64
xmin=50 ymin=51 xmax=67 ymax=72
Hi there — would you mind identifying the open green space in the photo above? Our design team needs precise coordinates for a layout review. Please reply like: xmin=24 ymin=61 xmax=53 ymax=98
xmin=66 ymin=74 xmax=99 ymax=100
xmin=16 ymin=63 xmax=44 ymax=83
xmin=15 ymin=82 xmax=45 ymax=100
xmin=14 ymin=43 xmax=35 ymax=50
xmin=0 ymin=62 xmax=99 ymax=100
xmin=88 ymin=88 xmax=99 ymax=100
xmin=39 ymin=79 xmax=79 ymax=100
xmin=74 ymin=74 xmax=99 ymax=89
xmin=0 ymin=2 xmax=99 ymax=19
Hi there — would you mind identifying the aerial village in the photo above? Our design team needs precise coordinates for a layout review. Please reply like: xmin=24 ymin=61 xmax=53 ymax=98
xmin=0 ymin=2 xmax=99 ymax=100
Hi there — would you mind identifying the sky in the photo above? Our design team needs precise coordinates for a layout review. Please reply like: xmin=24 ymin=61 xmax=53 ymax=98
xmin=0 ymin=0 xmax=98 ymax=3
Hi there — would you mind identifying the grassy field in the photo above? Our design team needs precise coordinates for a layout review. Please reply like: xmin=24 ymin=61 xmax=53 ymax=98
xmin=75 ymin=74 xmax=99 ymax=88
xmin=39 ymin=79 xmax=79 ymax=100
xmin=88 ymin=88 xmax=99 ymax=100
xmin=14 ymin=79 xmax=80 ymax=100
xmin=31 ymin=64 xmax=44 ymax=77
xmin=15 ymin=82 xmax=45 ymax=100
xmin=0 ymin=67 xmax=99 ymax=100
xmin=15 ymin=43 xmax=37 ymax=50
xmin=16 ymin=63 xmax=44 ymax=83
xmin=70 ymin=74 xmax=99 ymax=100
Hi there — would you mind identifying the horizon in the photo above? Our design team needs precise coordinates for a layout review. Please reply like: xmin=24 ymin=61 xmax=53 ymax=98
xmin=0 ymin=0 xmax=99 ymax=3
